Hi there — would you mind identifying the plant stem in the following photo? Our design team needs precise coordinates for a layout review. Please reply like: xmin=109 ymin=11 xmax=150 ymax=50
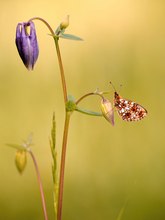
xmin=57 ymin=112 xmax=71 ymax=220
xmin=29 ymin=150 xmax=49 ymax=220
xmin=53 ymin=28 xmax=70 ymax=220
xmin=28 ymin=17 xmax=55 ymax=36
xmin=54 ymin=38 xmax=68 ymax=103
xmin=28 ymin=17 xmax=68 ymax=103
xmin=28 ymin=17 xmax=70 ymax=220
xmin=76 ymin=92 xmax=95 ymax=104
xmin=76 ymin=92 xmax=104 ymax=105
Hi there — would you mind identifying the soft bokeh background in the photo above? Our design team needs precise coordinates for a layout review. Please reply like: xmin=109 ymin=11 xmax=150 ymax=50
xmin=0 ymin=0 xmax=165 ymax=219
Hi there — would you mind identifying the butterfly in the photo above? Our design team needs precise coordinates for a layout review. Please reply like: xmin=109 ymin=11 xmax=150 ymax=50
xmin=110 ymin=82 xmax=148 ymax=122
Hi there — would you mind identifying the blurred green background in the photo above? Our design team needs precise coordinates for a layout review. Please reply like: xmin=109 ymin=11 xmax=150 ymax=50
xmin=0 ymin=0 xmax=165 ymax=219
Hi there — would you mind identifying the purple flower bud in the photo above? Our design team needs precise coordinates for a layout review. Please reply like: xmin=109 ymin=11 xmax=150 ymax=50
xmin=15 ymin=21 xmax=39 ymax=70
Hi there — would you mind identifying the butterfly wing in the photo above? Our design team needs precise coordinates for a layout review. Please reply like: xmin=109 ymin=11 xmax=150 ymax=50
xmin=114 ymin=94 xmax=147 ymax=121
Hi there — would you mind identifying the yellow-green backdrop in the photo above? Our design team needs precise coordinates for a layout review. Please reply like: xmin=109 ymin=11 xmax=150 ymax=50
xmin=0 ymin=0 xmax=165 ymax=219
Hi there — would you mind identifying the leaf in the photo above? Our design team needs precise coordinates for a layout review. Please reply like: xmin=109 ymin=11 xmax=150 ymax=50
xmin=76 ymin=106 xmax=102 ymax=116
xmin=22 ymin=133 xmax=33 ymax=148
xmin=59 ymin=33 xmax=83 ymax=41
xmin=6 ymin=143 xmax=26 ymax=151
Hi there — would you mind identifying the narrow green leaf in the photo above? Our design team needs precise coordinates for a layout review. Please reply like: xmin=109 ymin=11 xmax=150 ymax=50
xmin=6 ymin=134 xmax=33 ymax=151
xmin=23 ymin=133 xmax=33 ymax=148
xmin=6 ymin=143 xmax=26 ymax=151
xmin=59 ymin=33 xmax=83 ymax=41
xmin=76 ymin=106 xmax=103 ymax=116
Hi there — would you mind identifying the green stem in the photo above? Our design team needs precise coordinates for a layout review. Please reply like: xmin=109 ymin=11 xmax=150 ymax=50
xmin=76 ymin=92 xmax=104 ymax=105
xmin=57 ymin=112 xmax=71 ymax=220
xmin=54 ymin=38 xmax=68 ymax=103
xmin=29 ymin=17 xmax=70 ymax=220
xmin=28 ymin=17 xmax=68 ymax=103
xmin=29 ymin=150 xmax=48 ymax=220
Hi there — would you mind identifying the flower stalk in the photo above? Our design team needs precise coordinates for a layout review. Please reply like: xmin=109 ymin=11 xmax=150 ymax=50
xmin=27 ymin=17 xmax=69 ymax=220
xmin=57 ymin=112 xmax=71 ymax=220
xmin=29 ymin=150 xmax=48 ymax=220
xmin=54 ymin=38 xmax=68 ymax=103
xmin=75 ymin=90 xmax=106 ymax=105
xmin=28 ymin=17 xmax=68 ymax=103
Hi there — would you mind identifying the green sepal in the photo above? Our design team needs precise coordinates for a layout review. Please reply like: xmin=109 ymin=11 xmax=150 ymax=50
xmin=59 ymin=33 xmax=83 ymax=41
xmin=75 ymin=106 xmax=103 ymax=116
xmin=6 ymin=143 xmax=26 ymax=151
xmin=55 ymin=25 xmax=60 ymax=35
xmin=54 ymin=26 xmax=65 ymax=36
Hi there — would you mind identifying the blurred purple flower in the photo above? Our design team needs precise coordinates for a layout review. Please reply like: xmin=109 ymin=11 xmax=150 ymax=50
xmin=15 ymin=21 xmax=39 ymax=70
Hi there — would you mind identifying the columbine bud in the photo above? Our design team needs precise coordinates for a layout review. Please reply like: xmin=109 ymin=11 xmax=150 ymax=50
xmin=15 ymin=21 xmax=39 ymax=70
xmin=101 ymin=98 xmax=114 ymax=126
xmin=15 ymin=150 xmax=27 ymax=174
xmin=60 ymin=15 xmax=69 ymax=30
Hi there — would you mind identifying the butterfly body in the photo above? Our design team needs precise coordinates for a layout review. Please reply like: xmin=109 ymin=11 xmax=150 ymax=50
xmin=114 ymin=91 xmax=147 ymax=122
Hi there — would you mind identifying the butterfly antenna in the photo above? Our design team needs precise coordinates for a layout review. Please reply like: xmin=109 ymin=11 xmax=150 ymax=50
xmin=109 ymin=81 xmax=117 ymax=92
xmin=109 ymin=81 xmax=123 ymax=93
xmin=119 ymin=84 xmax=123 ymax=93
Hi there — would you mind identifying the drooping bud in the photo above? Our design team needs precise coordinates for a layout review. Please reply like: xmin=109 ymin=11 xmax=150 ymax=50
xmin=101 ymin=98 xmax=115 ymax=126
xmin=15 ymin=21 xmax=39 ymax=70
xmin=15 ymin=150 xmax=27 ymax=174
xmin=60 ymin=15 xmax=69 ymax=30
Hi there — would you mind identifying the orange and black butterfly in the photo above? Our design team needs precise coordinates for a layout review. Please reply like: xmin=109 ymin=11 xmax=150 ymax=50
xmin=110 ymin=82 xmax=148 ymax=122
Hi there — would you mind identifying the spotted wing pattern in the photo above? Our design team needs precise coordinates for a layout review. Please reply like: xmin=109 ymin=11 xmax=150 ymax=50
xmin=114 ymin=92 xmax=147 ymax=121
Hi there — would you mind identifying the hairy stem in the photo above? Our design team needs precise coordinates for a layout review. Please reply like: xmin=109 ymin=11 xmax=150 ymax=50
xmin=29 ymin=150 xmax=48 ymax=220
xmin=57 ymin=112 xmax=71 ymax=220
